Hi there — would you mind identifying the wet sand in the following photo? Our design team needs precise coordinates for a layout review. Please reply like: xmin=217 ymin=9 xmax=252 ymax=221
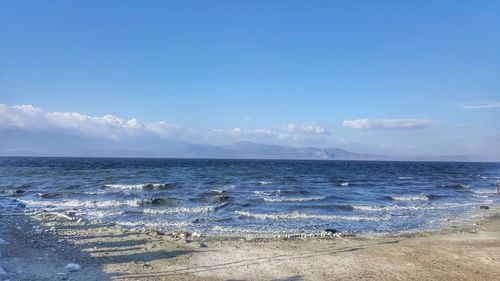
xmin=1 ymin=206 xmax=499 ymax=281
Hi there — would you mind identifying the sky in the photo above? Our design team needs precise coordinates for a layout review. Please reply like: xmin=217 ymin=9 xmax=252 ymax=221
xmin=1 ymin=0 xmax=499 ymax=159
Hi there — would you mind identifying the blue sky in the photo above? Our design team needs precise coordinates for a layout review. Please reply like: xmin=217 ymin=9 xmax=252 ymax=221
xmin=1 ymin=0 xmax=499 ymax=158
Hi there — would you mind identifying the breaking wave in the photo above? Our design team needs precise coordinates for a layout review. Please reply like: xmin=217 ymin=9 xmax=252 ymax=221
xmin=390 ymin=194 xmax=429 ymax=201
xmin=104 ymin=183 xmax=178 ymax=190
xmin=263 ymin=196 xmax=326 ymax=202
xmin=235 ymin=210 xmax=388 ymax=221
xmin=143 ymin=206 xmax=216 ymax=215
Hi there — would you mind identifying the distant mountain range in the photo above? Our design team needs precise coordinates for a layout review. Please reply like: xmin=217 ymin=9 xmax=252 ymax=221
xmin=0 ymin=129 xmax=487 ymax=161
xmin=0 ymin=129 xmax=385 ymax=160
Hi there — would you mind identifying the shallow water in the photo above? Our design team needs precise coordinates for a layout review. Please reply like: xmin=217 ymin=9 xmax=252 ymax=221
xmin=1 ymin=157 xmax=499 ymax=235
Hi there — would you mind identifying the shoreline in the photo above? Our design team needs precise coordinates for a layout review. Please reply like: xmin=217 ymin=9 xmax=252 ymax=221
xmin=1 ymin=205 xmax=499 ymax=280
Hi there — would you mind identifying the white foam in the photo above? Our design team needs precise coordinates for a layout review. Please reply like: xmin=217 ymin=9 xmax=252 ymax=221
xmin=391 ymin=195 xmax=429 ymax=201
xmin=354 ymin=202 xmax=483 ymax=212
xmin=340 ymin=182 xmax=349 ymax=187
xmin=116 ymin=220 xmax=190 ymax=229
xmin=479 ymin=176 xmax=500 ymax=179
xmin=472 ymin=189 xmax=497 ymax=194
xmin=143 ymin=206 xmax=215 ymax=215
xmin=263 ymin=196 xmax=326 ymax=202
xmin=104 ymin=183 xmax=168 ymax=190
xmin=19 ymin=198 xmax=153 ymax=209
xmin=220 ymin=184 xmax=237 ymax=191
xmin=81 ymin=191 xmax=109 ymax=195
xmin=252 ymin=191 xmax=272 ymax=196
xmin=257 ymin=181 xmax=272 ymax=185
xmin=235 ymin=210 xmax=388 ymax=221
xmin=398 ymin=177 xmax=414 ymax=180
xmin=83 ymin=210 xmax=126 ymax=218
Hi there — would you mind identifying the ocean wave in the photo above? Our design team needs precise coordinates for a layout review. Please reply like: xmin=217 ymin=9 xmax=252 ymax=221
xmin=398 ymin=177 xmax=414 ymax=180
xmin=354 ymin=202 xmax=482 ymax=212
xmin=438 ymin=184 xmax=471 ymax=189
xmin=263 ymin=196 xmax=326 ymax=202
xmin=235 ymin=210 xmax=388 ymax=221
xmin=198 ymin=190 xmax=232 ymax=204
xmin=471 ymin=189 xmax=498 ymax=194
xmin=479 ymin=176 xmax=500 ymax=179
xmin=1 ymin=189 xmax=27 ymax=197
xmin=276 ymin=189 xmax=312 ymax=195
xmin=257 ymin=181 xmax=272 ymax=185
xmin=116 ymin=220 xmax=191 ymax=229
xmin=252 ymin=191 xmax=273 ymax=196
xmin=143 ymin=206 xmax=215 ymax=215
xmin=104 ymin=183 xmax=178 ymax=190
xmin=353 ymin=205 xmax=428 ymax=211
xmin=82 ymin=210 xmax=126 ymax=218
xmin=18 ymin=198 xmax=177 ymax=209
xmin=390 ymin=194 xmax=429 ymax=201
xmin=339 ymin=182 xmax=350 ymax=187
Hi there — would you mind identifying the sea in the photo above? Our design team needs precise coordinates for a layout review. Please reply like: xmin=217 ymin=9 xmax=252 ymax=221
xmin=1 ymin=157 xmax=499 ymax=236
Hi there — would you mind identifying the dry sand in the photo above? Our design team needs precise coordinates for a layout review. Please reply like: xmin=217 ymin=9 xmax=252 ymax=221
xmin=1 ymin=206 xmax=499 ymax=281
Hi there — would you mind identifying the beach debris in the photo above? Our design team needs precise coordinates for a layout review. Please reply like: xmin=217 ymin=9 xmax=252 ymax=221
xmin=146 ymin=227 xmax=165 ymax=236
xmin=0 ymin=238 xmax=9 ymax=245
xmin=169 ymin=230 xmax=193 ymax=239
xmin=324 ymin=228 xmax=338 ymax=234
xmin=480 ymin=205 xmax=490 ymax=210
xmin=0 ymin=265 xmax=7 ymax=275
xmin=64 ymin=263 xmax=81 ymax=272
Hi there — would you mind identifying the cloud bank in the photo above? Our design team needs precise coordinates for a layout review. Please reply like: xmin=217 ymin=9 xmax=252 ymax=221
xmin=0 ymin=104 xmax=328 ymax=144
xmin=342 ymin=118 xmax=434 ymax=130
xmin=462 ymin=102 xmax=500 ymax=109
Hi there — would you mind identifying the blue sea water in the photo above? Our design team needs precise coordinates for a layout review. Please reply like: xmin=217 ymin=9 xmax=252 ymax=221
xmin=1 ymin=157 xmax=499 ymax=236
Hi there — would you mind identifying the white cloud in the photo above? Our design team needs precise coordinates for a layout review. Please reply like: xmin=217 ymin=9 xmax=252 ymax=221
xmin=462 ymin=102 xmax=500 ymax=109
xmin=0 ymin=104 xmax=183 ymax=141
xmin=342 ymin=118 xmax=434 ymax=130
xmin=228 ymin=123 xmax=328 ymax=141
xmin=278 ymin=123 xmax=328 ymax=140
xmin=0 ymin=104 xmax=329 ymax=144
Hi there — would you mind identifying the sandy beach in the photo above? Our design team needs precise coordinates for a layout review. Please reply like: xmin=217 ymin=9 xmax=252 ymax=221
xmin=0 ymin=206 xmax=498 ymax=281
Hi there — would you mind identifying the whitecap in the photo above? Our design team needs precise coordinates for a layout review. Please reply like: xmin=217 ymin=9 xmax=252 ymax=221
xmin=339 ymin=182 xmax=349 ymax=187
xmin=18 ymin=198 xmax=153 ymax=209
xmin=353 ymin=205 xmax=430 ymax=211
xmin=104 ymin=183 xmax=176 ymax=190
xmin=116 ymin=220 xmax=190 ymax=229
xmin=234 ymin=210 xmax=388 ymax=221
xmin=471 ymin=189 xmax=497 ymax=194
xmin=398 ymin=177 xmax=414 ymax=180
xmin=257 ymin=181 xmax=272 ymax=185
xmin=263 ymin=196 xmax=326 ymax=202
xmin=104 ymin=184 xmax=148 ymax=189
xmin=143 ymin=206 xmax=215 ymax=215
xmin=390 ymin=194 xmax=429 ymax=201
xmin=83 ymin=210 xmax=126 ymax=218
xmin=252 ymin=191 xmax=273 ymax=196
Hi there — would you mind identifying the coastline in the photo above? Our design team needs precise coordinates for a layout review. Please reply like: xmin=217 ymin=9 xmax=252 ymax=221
xmin=1 ymin=205 xmax=499 ymax=280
